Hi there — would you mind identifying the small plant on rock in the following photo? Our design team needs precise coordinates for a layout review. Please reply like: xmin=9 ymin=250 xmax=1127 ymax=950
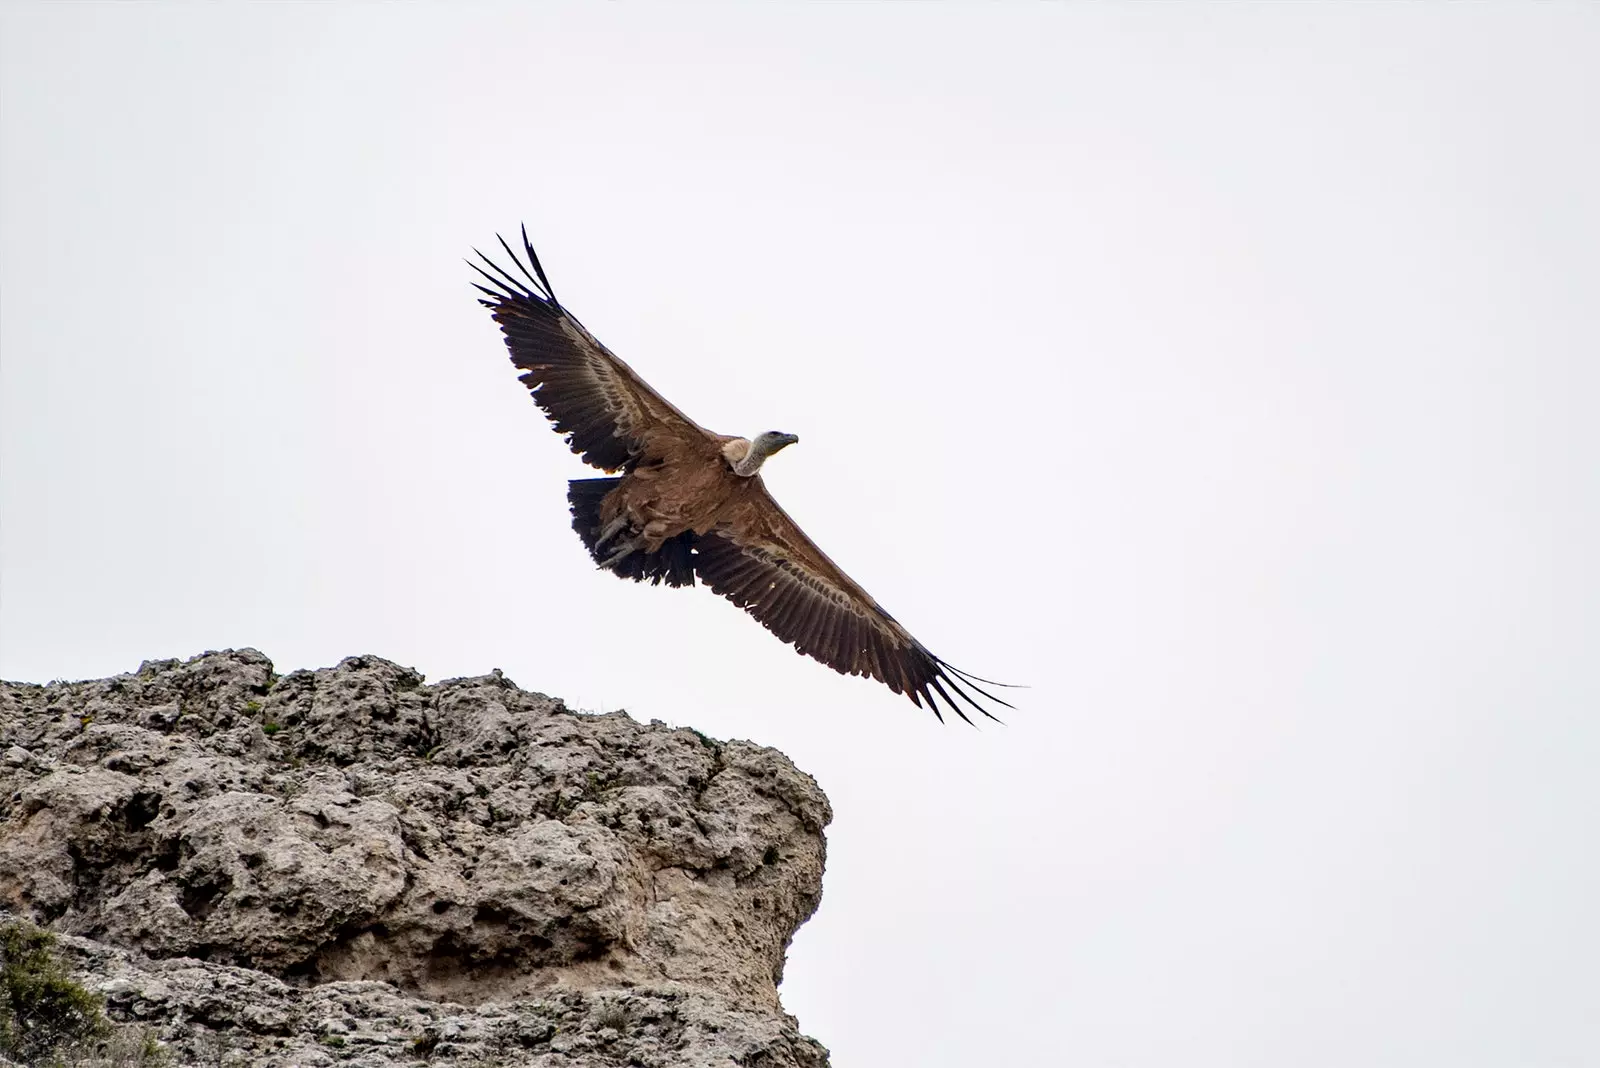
xmin=0 ymin=920 xmax=107 ymax=1063
xmin=593 ymin=1001 xmax=630 ymax=1033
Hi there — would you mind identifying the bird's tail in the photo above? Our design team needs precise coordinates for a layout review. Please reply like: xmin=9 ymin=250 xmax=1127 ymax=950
xmin=567 ymin=477 xmax=621 ymax=554
xmin=567 ymin=478 xmax=698 ymax=588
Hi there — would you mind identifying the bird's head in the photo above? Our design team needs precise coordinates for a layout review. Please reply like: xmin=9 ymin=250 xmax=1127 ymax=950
xmin=752 ymin=430 xmax=800 ymax=458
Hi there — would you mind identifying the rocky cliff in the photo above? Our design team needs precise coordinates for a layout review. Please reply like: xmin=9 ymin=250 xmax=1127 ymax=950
xmin=0 ymin=650 xmax=832 ymax=1067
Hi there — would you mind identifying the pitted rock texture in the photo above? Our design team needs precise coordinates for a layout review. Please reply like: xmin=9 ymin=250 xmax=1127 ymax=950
xmin=0 ymin=651 xmax=831 ymax=1067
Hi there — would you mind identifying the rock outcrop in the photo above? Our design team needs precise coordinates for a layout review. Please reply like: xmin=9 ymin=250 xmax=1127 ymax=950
xmin=0 ymin=651 xmax=832 ymax=1066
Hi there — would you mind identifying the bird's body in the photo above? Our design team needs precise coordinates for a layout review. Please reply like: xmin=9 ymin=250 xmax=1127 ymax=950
xmin=472 ymin=230 xmax=1010 ymax=722
xmin=592 ymin=432 xmax=796 ymax=551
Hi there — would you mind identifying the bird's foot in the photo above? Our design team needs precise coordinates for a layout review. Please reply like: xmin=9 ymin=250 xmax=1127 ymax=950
xmin=597 ymin=539 xmax=640 ymax=570
xmin=593 ymin=516 xmax=630 ymax=551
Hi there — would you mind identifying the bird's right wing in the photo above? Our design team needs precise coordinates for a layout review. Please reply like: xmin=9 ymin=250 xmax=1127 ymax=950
xmin=472 ymin=229 xmax=708 ymax=471
xmin=693 ymin=481 xmax=1013 ymax=724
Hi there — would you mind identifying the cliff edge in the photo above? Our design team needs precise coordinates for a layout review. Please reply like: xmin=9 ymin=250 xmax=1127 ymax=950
xmin=0 ymin=650 xmax=832 ymax=1066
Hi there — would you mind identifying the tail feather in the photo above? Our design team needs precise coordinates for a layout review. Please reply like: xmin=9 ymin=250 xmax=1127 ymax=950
xmin=568 ymin=477 xmax=621 ymax=555
xmin=567 ymin=478 xmax=698 ymax=588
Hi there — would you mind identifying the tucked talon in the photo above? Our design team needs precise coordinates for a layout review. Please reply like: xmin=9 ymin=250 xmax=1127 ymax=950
xmin=593 ymin=516 xmax=630 ymax=551
xmin=597 ymin=540 xmax=641 ymax=570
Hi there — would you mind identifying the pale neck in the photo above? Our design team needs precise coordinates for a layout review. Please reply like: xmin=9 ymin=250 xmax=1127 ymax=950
xmin=732 ymin=438 xmax=770 ymax=477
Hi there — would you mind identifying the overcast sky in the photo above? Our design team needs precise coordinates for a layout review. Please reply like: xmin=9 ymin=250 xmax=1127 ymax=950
xmin=3 ymin=5 xmax=1598 ymax=1066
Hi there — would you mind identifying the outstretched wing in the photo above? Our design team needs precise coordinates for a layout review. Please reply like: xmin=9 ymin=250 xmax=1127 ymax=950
xmin=472 ymin=228 xmax=708 ymax=471
xmin=693 ymin=483 xmax=1013 ymax=724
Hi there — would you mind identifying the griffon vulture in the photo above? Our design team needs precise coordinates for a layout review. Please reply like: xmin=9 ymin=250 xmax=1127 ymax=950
xmin=471 ymin=230 xmax=1011 ymax=723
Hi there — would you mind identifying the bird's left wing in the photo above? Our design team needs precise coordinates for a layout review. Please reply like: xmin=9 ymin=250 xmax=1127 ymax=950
xmin=693 ymin=482 xmax=1012 ymax=723
xmin=472 ymin=229 xmax=708 ymax=471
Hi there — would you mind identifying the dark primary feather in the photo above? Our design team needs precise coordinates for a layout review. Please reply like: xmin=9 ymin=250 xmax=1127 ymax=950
xmin=473 ymin=230 xmax=704 ymax=472
xmin=471 ymin=225 xmax=557 ymax=303
xmin=692 ymin=531 xmax=1012 ymax=724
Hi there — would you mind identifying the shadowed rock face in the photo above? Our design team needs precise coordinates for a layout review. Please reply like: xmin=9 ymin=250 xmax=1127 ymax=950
xmin=0 ymin=650 xmax=832 ymax=1067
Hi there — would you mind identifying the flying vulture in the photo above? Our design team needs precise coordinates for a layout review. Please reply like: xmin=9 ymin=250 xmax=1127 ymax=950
xmin=471 ymin=230 xmax=1011 ymax=723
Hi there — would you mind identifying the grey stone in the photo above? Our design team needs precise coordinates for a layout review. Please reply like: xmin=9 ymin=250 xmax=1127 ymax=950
xmin=0 ymin=650 xmax=831 ymax=1067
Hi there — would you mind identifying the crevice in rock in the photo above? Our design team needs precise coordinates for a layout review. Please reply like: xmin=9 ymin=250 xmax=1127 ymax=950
xmin=178 ymin=871 xmax=231 ymax=921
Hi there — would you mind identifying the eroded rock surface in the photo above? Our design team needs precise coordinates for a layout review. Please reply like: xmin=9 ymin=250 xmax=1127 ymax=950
xmin=0 ymin=651 xmax=831 ymax=1066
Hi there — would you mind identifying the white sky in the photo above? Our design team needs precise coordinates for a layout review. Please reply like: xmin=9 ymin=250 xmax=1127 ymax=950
xmin=3 ymin=5 xmax=1598 ymax=1066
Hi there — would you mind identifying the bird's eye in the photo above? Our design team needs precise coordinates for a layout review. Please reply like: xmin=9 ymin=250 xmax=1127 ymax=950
xmin=765 ymin=430 xmax=780 ymax=437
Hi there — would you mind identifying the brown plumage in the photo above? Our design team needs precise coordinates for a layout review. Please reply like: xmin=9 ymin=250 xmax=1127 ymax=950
xmin=471 ymin=229 xmax=1011 ymax=723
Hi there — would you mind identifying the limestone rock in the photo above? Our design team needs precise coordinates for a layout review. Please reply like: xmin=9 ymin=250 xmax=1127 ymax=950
xmin=0 ymin=650 xmax=831 ymax=1066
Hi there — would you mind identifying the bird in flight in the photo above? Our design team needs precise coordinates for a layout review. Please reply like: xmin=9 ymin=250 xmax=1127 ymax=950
xmin=471 ymin=229 xmax=1011 ymax=723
